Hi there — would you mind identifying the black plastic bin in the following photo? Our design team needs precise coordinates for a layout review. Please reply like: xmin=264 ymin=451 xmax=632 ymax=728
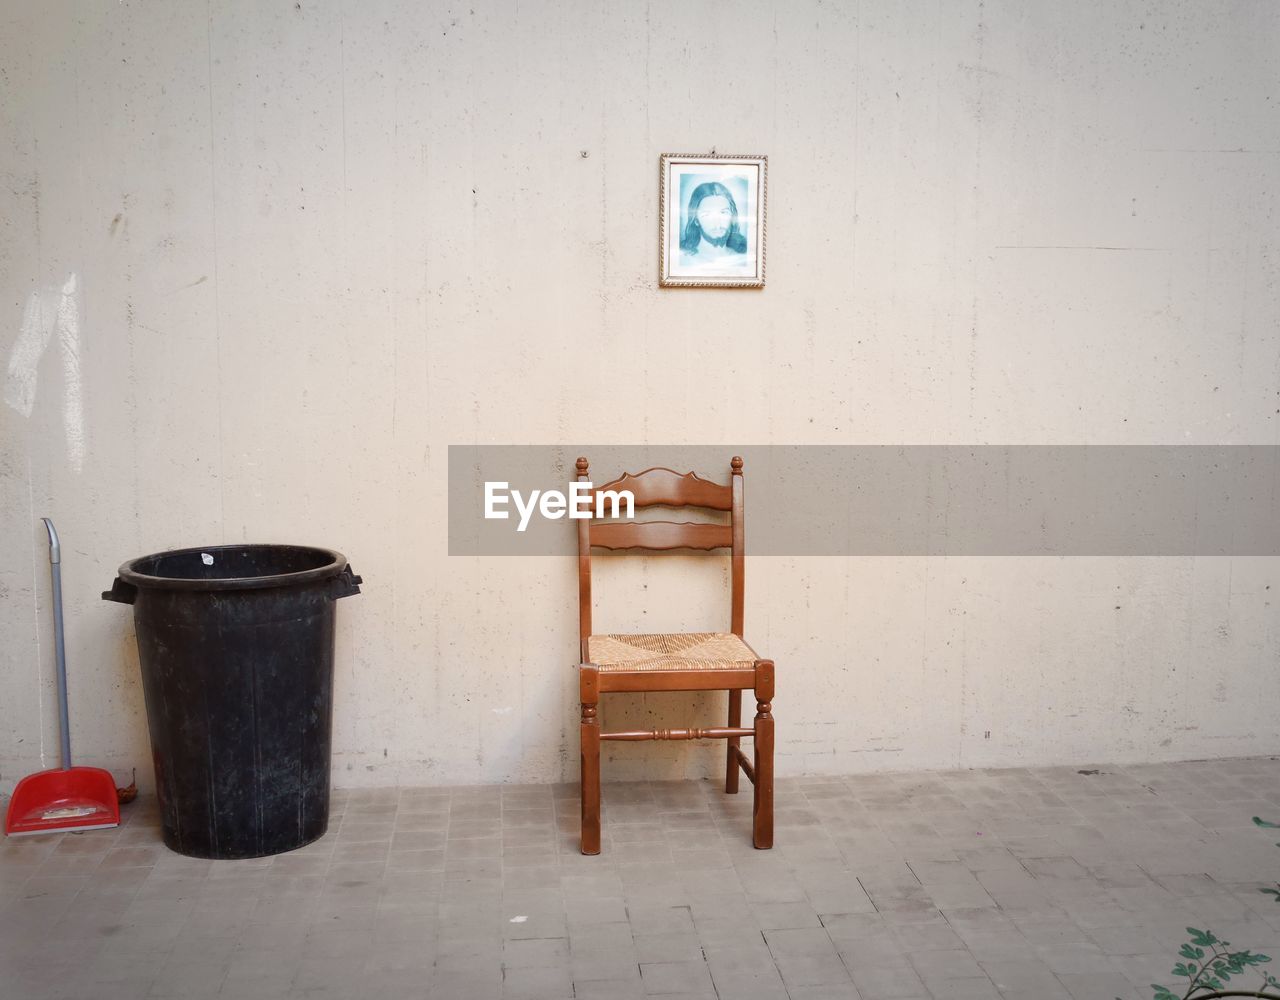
xmin=103 ymin=544 xmax=361 ymax=859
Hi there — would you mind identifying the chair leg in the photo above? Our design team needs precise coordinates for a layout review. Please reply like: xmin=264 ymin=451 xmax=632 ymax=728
xmin=580 ymin=667 xmax=601 ymax=855
xmin=752 ymin=661 xmax=774 ymax=850
xmin=725 ymin=689 xmax=742 ymax=794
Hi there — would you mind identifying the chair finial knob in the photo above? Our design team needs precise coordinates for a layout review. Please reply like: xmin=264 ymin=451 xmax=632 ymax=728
xmin=576 ymin=456 xmax=589 ymax=475
xmin=731 ymin=456 xmax=743 ymax=473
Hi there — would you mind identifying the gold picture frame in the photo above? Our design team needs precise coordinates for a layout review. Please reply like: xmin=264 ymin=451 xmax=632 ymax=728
xmin=659 ymin=153 xmax=767 ymax=288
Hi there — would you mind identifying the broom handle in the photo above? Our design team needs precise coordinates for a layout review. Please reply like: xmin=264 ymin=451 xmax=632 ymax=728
xmin=43 ymin=519 xmax=72 ymax=770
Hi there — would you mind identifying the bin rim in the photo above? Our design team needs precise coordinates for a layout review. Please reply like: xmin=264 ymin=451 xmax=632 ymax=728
xmin=116 ymin=543 xmax=349 ymax=592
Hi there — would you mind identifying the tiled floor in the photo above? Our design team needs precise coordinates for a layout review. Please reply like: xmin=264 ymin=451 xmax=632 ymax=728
xmin=3 ymin=758 xmax=1279 ymax=1000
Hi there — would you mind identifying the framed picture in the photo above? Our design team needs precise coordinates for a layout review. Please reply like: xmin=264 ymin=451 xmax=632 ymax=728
xmin=659 ymin=153 xmax=767 ymax=288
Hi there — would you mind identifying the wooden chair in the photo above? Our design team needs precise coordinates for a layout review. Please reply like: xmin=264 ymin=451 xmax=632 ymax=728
xmin=575 ymin=455 xmax=774 ymax=855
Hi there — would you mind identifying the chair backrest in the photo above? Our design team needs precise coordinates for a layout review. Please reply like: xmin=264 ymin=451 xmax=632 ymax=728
xmin=575 ymin=456 xmax=744 ymax=643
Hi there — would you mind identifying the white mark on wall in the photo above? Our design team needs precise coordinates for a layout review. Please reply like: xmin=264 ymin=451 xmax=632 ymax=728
xmin=492 ymin=706 xmax=513 ymax=715
xmin=56 ymin=276 xmax=84 ymax=473
xmin=5 ymin=274 xmax=86 ymax=472
xmin=6 ymin=290 xmax=55 ymax=417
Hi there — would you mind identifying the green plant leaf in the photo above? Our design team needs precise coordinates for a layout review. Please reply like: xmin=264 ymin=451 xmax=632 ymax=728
xmin=1148 ymin=898 xmax=1280 ymax=1000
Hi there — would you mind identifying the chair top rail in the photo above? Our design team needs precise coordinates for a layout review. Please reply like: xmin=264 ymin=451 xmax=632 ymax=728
xmin=593 ymin=466 xmax=733 ymax=511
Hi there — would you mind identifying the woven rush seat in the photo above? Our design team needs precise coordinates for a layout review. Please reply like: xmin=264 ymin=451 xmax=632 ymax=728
xmin=586 ymin=632 xmax=757 ymax=672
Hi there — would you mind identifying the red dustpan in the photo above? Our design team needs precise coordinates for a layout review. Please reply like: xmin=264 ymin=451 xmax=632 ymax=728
xmin=5 ymin=519 xmax=120 ymax=837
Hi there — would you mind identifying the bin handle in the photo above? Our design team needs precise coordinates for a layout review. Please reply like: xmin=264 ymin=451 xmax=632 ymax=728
xmin=102 ymin=577 xmax=138 ymax=605
xmin=329 ymin=565 xmax=362 ymax=601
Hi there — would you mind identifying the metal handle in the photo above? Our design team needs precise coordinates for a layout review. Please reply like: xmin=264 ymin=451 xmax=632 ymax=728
xmin=43 ymin=518 xmax=60 ymax=564
xmin=42 ymin=518 xmax=72 ymax=770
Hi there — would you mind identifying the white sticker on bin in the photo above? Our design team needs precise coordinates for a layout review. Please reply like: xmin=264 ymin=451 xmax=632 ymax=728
xmin=201 ymin=553 xmax=214 ymax=565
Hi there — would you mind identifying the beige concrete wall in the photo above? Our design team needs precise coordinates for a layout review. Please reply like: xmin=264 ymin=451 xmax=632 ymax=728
xmin=2 ymin=0 xmax=1278 ymax=793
